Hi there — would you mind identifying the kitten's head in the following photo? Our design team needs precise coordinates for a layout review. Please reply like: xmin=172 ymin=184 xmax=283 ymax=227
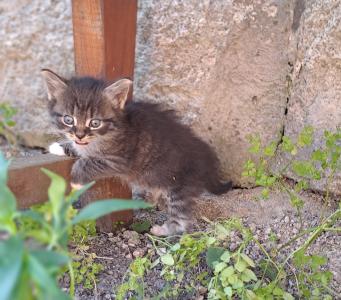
xmin=41 ymin=69 xmax=132 ymax=147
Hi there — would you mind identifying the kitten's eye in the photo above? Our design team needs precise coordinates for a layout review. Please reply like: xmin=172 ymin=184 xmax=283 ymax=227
xmin=63 ymin=115 xmax=74 ymax=126
xmin=89 ymin=119 xmax=102 ymax=129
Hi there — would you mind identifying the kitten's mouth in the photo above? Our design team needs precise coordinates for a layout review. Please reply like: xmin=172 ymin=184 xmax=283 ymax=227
xmin=75 ymin=140 xmax=89 ymax=145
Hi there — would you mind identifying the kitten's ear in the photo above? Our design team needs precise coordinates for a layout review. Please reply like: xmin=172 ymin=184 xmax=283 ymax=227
xmin=41 ymin=69 xmax=67 ymax=100
xmin=103 ymin=79 xmax=132 ymax=110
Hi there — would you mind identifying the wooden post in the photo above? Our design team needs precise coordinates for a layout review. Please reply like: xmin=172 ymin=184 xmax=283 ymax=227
xmin=72 ymin=0 xmax=137 ymax=83
xmin=72 ymin=0 xmax=138 ymax=230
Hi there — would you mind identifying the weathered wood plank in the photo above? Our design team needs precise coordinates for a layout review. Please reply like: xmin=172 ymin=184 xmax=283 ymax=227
xmin=8 ymin=155 xmax=74 ymax=209
xmin=8 ymin=154 xmax=132 ymax=232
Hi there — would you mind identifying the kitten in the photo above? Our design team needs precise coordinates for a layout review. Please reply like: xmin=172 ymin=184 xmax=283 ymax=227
xmin=41 ymin=69 xmax=232 ymax=236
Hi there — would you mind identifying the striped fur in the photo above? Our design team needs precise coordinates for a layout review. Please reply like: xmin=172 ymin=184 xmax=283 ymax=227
xmin=42 ymin=69 xmax=232 ymax=236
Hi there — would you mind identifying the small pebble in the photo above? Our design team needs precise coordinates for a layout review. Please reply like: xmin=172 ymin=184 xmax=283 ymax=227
xmin=198 ymin=286 xmax=207 ymax=294
xmin=133 ymin=248 xmax=146 ymax=258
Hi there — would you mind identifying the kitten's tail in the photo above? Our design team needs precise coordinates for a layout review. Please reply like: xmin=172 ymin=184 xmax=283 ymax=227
xmin=206 ymin=180 xmax=233 ymax=195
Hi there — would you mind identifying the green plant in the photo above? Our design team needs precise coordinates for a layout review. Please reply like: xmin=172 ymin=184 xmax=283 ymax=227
xmin=241 ymin=126 xmax=341 ymax=299
xmin=72 ymin=252 xmax=104 ymax=290
xmin=116 ymin=219 xmax=296 ymax=300
xmin=0 ymin=103 xmax=17 ymax=145
xmin=116 ymin=257 xmax=151 ymax=300
xmin=116 ymin=126 xmax=340 ymax=300
xmin=243 ymin=127 xmax=340 ymax=216
xmin=0 ymin=152 xmax=150 ymax=300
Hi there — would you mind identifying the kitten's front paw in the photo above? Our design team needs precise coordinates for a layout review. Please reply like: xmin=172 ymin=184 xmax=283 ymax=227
xmin=49 ymin=143 xmax=65 ymax=156
xmin=71 ymin=182 xmax=84 ymax=190
xmin=150 ymin=224 xmax=170 ymax=237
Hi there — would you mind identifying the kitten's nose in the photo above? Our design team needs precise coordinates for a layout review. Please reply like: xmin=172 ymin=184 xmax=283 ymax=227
xmin=75 ymin=132 xmax=86 ymax=140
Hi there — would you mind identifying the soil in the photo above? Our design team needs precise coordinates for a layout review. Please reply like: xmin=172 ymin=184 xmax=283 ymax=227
xmin=60 ymin=188 xmax=341 ymax=300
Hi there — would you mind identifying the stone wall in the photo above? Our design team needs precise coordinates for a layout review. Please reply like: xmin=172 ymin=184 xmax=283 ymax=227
xmin=134 ymin=0 xmax=292 ymax=185
xmin=0 ymin=0 xmax=74 ymax=147
xmin=0 ymin=0 xmax=340 ymax=192
xmin=284 ymin=0 xmax=341 ymax=193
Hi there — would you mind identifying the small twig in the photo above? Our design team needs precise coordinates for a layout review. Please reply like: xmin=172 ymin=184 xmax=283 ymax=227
xmin=323 ymin=227 xmax=341 ymax=232
xmin=278 ymin=227 xmax=316 ymax=251
xmin=93 ymin=276 xmax=98 ymax=300
xmin=94 ymin=255 xmax=115 ymax=260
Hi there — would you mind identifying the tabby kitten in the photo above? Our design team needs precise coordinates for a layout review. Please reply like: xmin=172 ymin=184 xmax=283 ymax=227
xmin=41 ymin=69 xmax=232 ymax=236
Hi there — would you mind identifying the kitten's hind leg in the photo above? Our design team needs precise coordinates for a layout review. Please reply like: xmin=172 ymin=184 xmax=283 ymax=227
xmin=150 ymin=188 xmax=194 ymax=236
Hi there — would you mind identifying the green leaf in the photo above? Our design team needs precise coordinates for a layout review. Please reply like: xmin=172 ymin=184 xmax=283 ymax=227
xmin=220 ymin=251 xmax=231 ymax=263
xmin=290 ymin=194 xmax=304 ymax=209
xmin=224 ymin=286 xmax=232 ymax=297
xmin=6 ymin=120 xmax=16 ymax=127
xmin=283 ymin=292 xmax=294 ymax=300
xmin=131 ymin=220 xmax=151 ymax=233
xmin=310 ymin=255 xmax=327 ymax=271
xmin=214 ymin=262 xmax=227 ymax=274
xmin=160 ymin=253 xmax=174 ymax=266
xmin=259 ymin=259 xmax=278 ymax=281
xmin=72 ymin=199 xmax=151 ymax=224
xmin=235 ymin=259 xmax=247 ymax=272
xmin=170 ymin=243 xmax=181 ymax=252
xmin=247 ymin=135 xmax=261 ymax=154
xmin=0 ymin=154 xmax=17 ymax=232
xmin=227 ymin=274 xmax=238 ymax=285
xmin=263 ymin=141 xmax=277 ymax=157
xmin=67 ymin=182 xmax=95 ymax=203
xmin=216 ymin=224 xmax=229 ymax=239
xmin=220 ymin=266 xmax=234 ymax=280
xmin=242 ymin=268 xmax=258 ymax=282
xmin=261 ymin=188 xmax=270 ymax=199
xmin=273 ymin=286 xmax=284 ymax=296
xmin=28 ymin=254 xmax=70 ymax=300
xmin=294 ymin=180 xmax=309 ymax=192
xmin=245 ymin=289 xmax=258 ymax=300
xmin=206 ymin=247 xmax=225 ymax=268
xmin=293 ymin=249 xmax=309 ymax=267
xmin=281 ymin=136 xmax=296 ymax=155
xmin=311 ymin=149 xmax=327 ymax=165
xmin=241 ymin=253 xmax=256 ymax=268
xmin=0 ymin=236 xmax=24 ymax=300
xmin=41 ymin=168 xmax=66 ymax=226
xmin=207 ymin=236 xmax=216 ymax=245
xmin=30 ymin=250 xmax=69 ymax=272
xmin=42 ymin=168 xmax=66 ymax=205
xmin=298 ymin=126 xmax=314 ymax=147
xmin=292 ymin=160 xmax=321 ymax=179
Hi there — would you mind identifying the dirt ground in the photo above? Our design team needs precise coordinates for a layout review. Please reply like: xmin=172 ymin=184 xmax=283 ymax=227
xmin=60 ymin=188 xmax=340 ymax=300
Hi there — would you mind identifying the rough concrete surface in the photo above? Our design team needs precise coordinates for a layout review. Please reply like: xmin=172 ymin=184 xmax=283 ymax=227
xmin=0 ymin=0 xmax=340 ymax=193
xmin=0 ymin=0 xmax=74 ymax=147
xmin=284 ymin=0 xmax=341 ymax=194
xmin=134 ymin=0 xmax=292 ymax=185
